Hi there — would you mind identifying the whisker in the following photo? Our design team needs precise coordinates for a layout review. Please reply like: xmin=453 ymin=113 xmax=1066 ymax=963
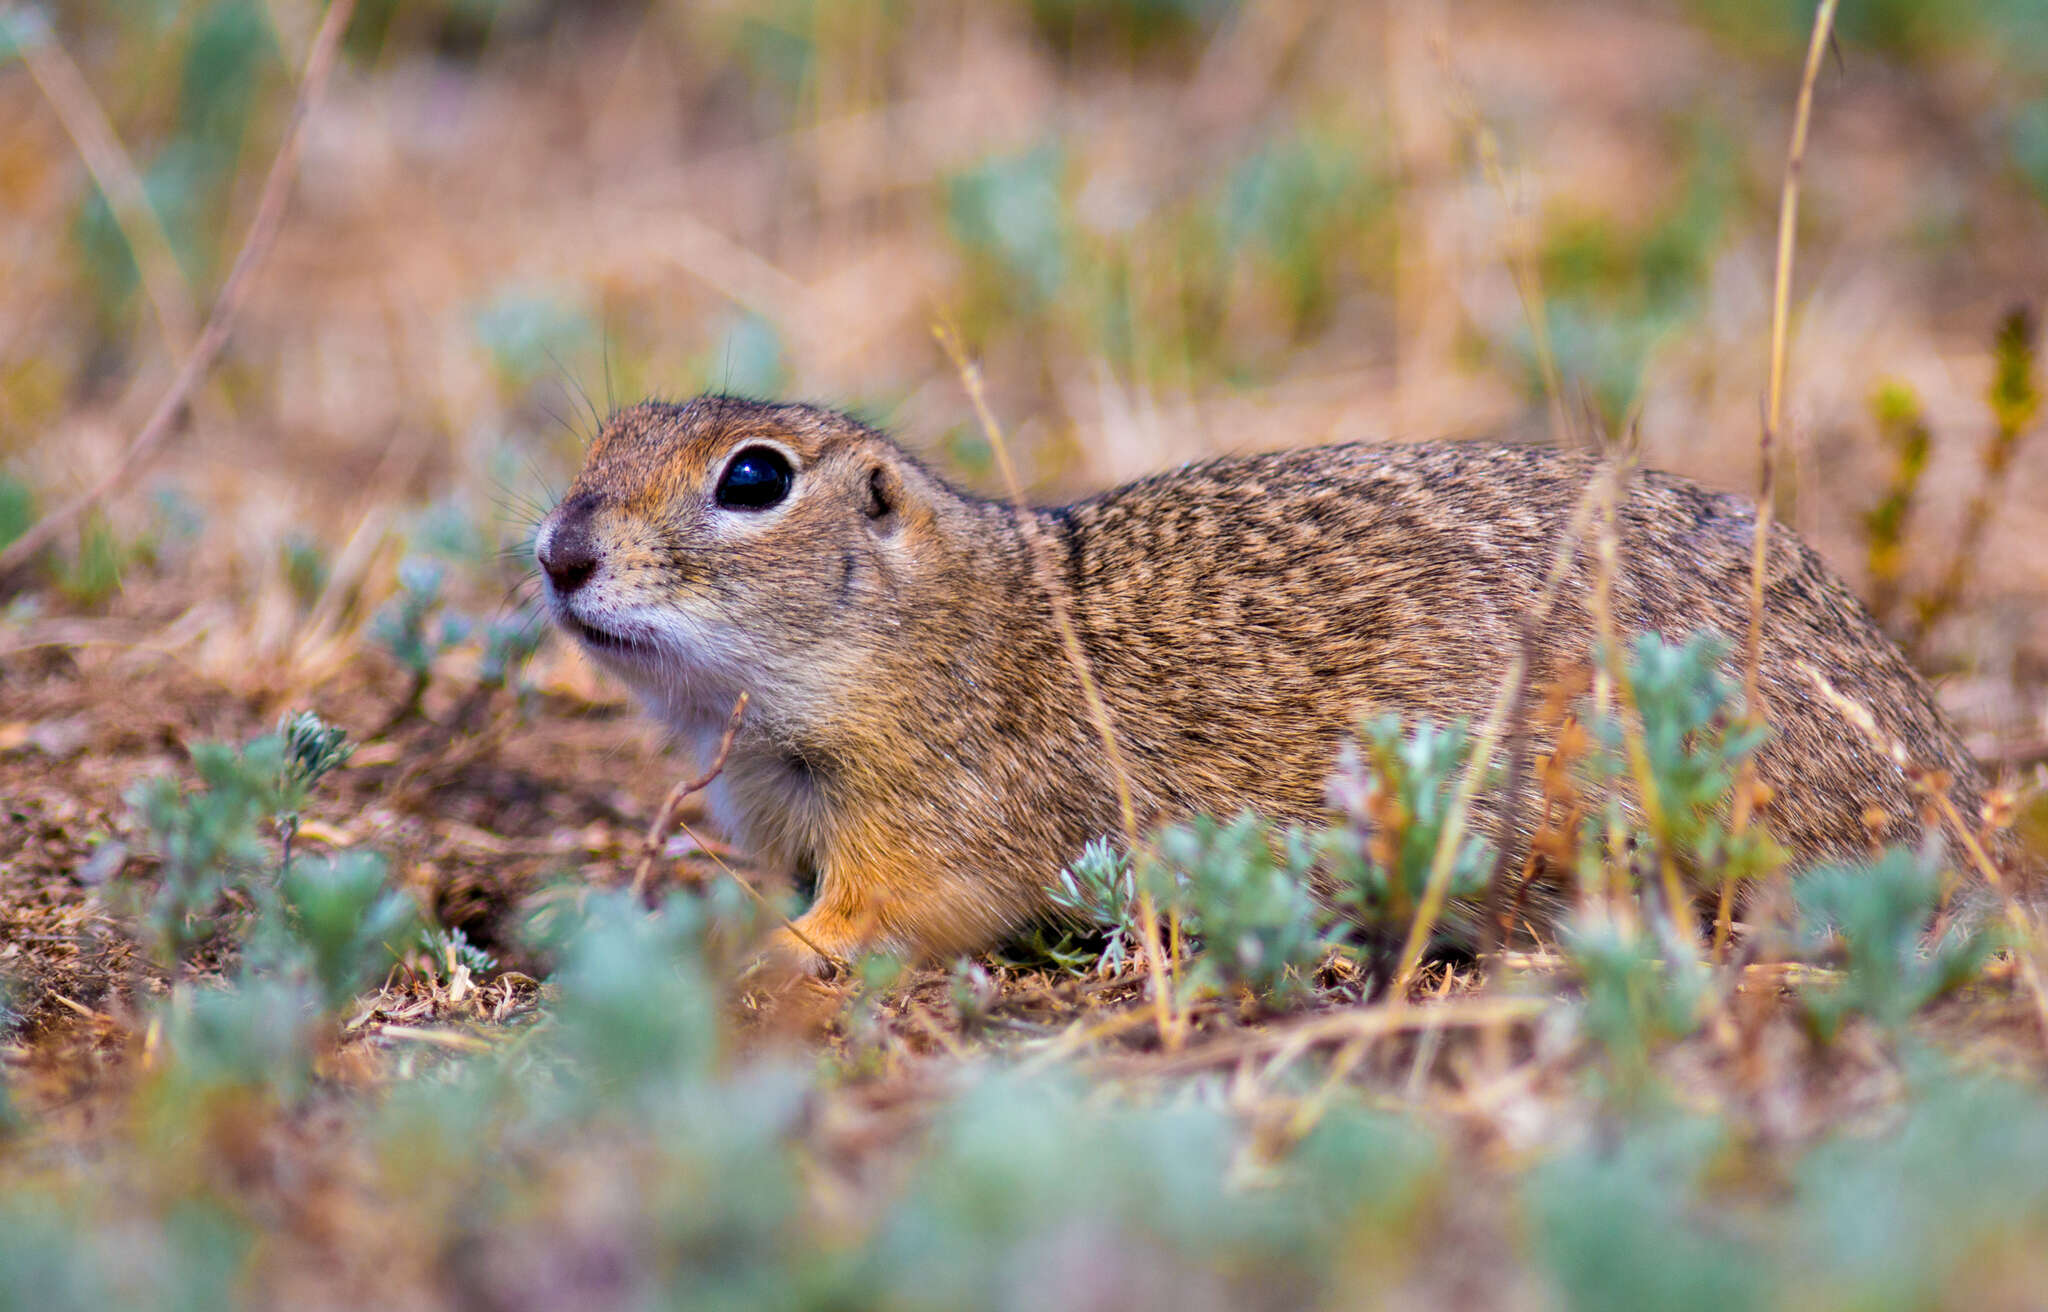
xmin=602 ymin=324 xmax=617 ymax=418
xmin=545 ymin=345 xmax=605 ymax=439
xmin=534 ymin=394 xmax=586 ymax=450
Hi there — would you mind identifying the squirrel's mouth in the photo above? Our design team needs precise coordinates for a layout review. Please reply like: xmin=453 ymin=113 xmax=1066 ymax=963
xmin=562 ymin=612 xmax=654 ymax=656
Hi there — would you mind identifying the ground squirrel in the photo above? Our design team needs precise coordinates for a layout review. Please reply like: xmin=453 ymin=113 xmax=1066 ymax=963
xmin=535 ymin=395 xmax=1990 ymax=973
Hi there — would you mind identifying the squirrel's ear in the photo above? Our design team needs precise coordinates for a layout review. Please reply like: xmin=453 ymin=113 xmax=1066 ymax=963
xmin=864 ymin=465 xmax=901 ymax=529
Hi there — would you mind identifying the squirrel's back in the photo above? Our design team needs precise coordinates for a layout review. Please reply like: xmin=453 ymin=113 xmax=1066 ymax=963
xmin=1057 ymin=440 xmax=1978 ymax=866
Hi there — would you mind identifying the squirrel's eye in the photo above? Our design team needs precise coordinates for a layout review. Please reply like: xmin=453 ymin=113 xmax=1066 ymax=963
xmin=714 ymin=446 xmax=795 ymax=510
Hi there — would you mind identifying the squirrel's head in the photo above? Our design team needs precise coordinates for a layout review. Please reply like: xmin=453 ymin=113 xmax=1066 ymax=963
xmin=535 ymin=396 xmax=973 ymax=733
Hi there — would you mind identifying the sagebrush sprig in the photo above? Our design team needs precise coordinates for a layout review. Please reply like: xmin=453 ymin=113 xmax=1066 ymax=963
xmin=1150 ymin=813 xmax=1329 ymax=1004
xmin=1794 ymin=845 xmax=1990 ymax=1039
xmin=275 ymin=709 xmax=353 ymax=870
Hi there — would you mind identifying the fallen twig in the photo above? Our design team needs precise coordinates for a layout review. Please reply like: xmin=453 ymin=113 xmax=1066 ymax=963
xmin=0 ymin=0 xmax=359 ymax=578
xmin=1105 ymin=994 xmax=1548 ymax=1080
xmin=374 ymin=1024 xmax=498 ymax=1054
xmin=613 ymin=690 xmax=843 ymax=972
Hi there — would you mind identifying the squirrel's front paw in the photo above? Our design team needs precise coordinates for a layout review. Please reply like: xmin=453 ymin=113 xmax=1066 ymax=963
xmin=762 ymin=926 xmax=837 ymax=979
xmin=761 ymin=909 xmax=876 ymax=981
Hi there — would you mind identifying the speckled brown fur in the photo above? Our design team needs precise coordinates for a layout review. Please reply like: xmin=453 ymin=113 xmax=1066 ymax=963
xmin=536 ymin=396 xmax=1990 ymax=972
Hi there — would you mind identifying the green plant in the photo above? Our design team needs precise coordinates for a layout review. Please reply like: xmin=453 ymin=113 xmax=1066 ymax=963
xmin=0 ymin=471 xmax=34 ymax=554
xmin=947 ymin=143 xmax=1069 ymax=313
xmin=532 ymin=890 xmax=721 ymax=1111
xmin=948 ymin=957 xmax=997 ymax=1032
xmin=1793 ymin=846 xmax=1990 ymax=1039
xmin=55 ymin=511 xmax=126 ymax=606
xmin=1323 ymin=715 xmax=1495 ymax=940
xmin=700 ymin=311 xmax=788 ymax=398
xmin=1529 ymin=120 xmax=1736 ymax=421
xmin=370 ymin=556 xmax=469 ymax=723
xmin=124 ymin=712 xmax=359 ymax=972
xmin=471 ymin=285 xmax=596 ymax=389
xmin=2016 ymin=98 xmax=2048 ymax=207
xmin=0 ymin=1198 xmax=112 ymax=1310
xmin=152 ymin=975 xmax=320 ymax=1110
xmin=1148 ymin=812 xmax=1330 ymax=1003
xmin=125 ymin=735 xmax=288 ymax=968
xmin=272 ymin=709 xmax=352 ymax=870
xmin=279 ymin=532 xmax=327 ymax=609
xmin=1861 ymin=381 xmax=1934 ymax=627
xmin=372 ymin=557 xmax=464 ymax=673
xmin=1789 ymin=1068 xmax=2048 ymax=1309
xmin=1912 ymin=308 xmax=2041 ymax=643
xmin=68 ymin=0 xmax=279 ymax=329
xmin=1023 ymin=0 xmax=1238 ymax=59
xmin=414 ymin=496 xmax=497 ymax=568
xmin=865 ymin=1075 xmax=1248 ymax=1308
xmin=478 ymin=606 xmax=547 ymax=692
xmin=1046 ymin=836 xmax=1142 ymax=973
xmin=1526 ymin=1118 xmax=1762 ymax=1312
xmin=269 ymin=851 xmax=418 ymax=1012
xmin=417 ymin=924 xmax=497 ymax=983
xmin=1563 ymin=915 xmax=1711 ymax=1101
xmin=1620 ymin=630 xmax=1783 ymax=897
xmin=843 ymin=950 xmax=908 ymax=1059
xmin=1217 ymin=126 xmax=1393 ymax=338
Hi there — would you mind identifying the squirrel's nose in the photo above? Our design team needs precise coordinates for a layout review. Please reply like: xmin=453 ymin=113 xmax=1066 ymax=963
xmin=538 ymin=494 xmax=601 ymax=595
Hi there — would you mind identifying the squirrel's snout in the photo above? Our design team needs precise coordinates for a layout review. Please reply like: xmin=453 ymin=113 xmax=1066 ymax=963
xmin=538 ymin=493 xmax=602 ymax=595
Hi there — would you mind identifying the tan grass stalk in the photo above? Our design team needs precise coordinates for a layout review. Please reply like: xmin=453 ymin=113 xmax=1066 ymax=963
xmin=1018 ymin=1005 xmax=1167 ymax=1073
xmin=1126 ymin=994 xmax=1548 ymax=1080
xmin=1436 ymin=49 xmax=1615 ymax=964
xmin=932 ymin=325 xmax=1184 ymax=1050
xmin=1590 ymin=459 xmax=1696 ymax=937
xmin=1276 ymin=969 xmax=1460 ymax=1141
xmin=1724 ymin=0 xmax=1842 ymax=955
xmin=685 ymin=814 xmax=850 ymax=978
xmin=1387 ymin=462 xmax=1614 ymax=1000
xmin=1435 ymin=45 xmax=1573 ymax=452
xmin=0 ymin=0 xmax=360 ymax=578
xmin=1922 ymin=788 xmax=2048 ymax=1049
xmin=1585 ymin=479 xmax=1625 ymax=920
xmin=15 ymin=21 xmax=198 ymax=357
xmin=1797 ymin=657 xmax=2048 ymax=1045
xmin=1910 ymin=309 xmax=2040 ymax=649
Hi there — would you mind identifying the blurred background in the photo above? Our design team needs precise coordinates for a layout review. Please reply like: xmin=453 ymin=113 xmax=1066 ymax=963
xmin=2 ymin=0 xmax=2046 ymax=762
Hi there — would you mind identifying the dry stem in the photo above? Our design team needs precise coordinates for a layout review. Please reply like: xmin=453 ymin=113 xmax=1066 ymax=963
xmin=0 ymin=0 xmax=360 ymax=578
xmin=1436 ymin=44 xmax=1573 ymax=452
xmin=630 ymin=691 xmax=750 ymax=898
xmin=1389 ymin=461 xmax=1612 ymax=999
xmin=1911 ymin=310 xmax=2039 ymax=648
xmin=682 ymin=816 xmax=850 ymax=976
xmin=615 ymin=691 xmax=845 ymax=974
xmin=1725 ymin=0 xmax=1841 ymax=954
xmin=1121 ymin=994 xmax=1547 ymax=1080
xmin=933 ymin=323 xmax=1185 ymax=1051
xmin=1922 ymin=787 xmax=2048 ymax=1049
xmin=16 ymin=19 xmax=198 ymax=356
